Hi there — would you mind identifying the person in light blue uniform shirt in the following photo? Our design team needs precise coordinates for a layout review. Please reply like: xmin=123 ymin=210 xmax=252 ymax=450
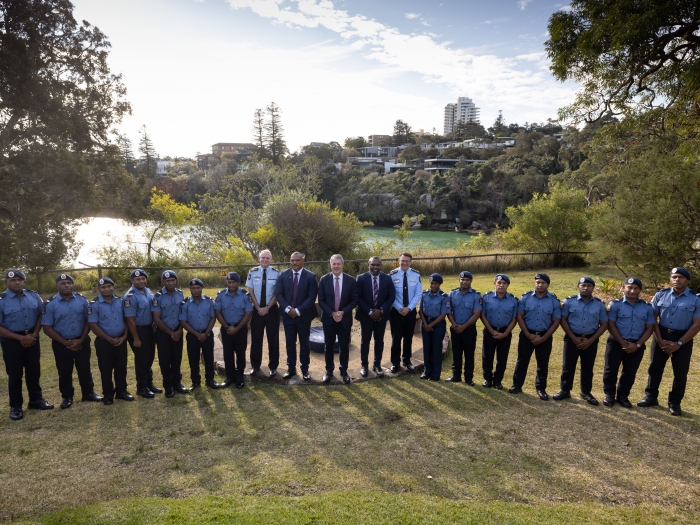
xmin=215 ymin=272 xmax=254 ymax=389
xmin=389 ymin=252 xmax=422 ymax=373
xmin=603 ymin=277 xmax=655 ymax=408
xmin=480 ymin=274 xmax=518 ymax=389
xmin=511 ymin=273 xmax=561 ymax=400
xmin=124 ymin=269 xmax=160 ymax=398
xmin=245 ymin=250 xmax=281 ymax=376
xmin=151 ymin=270 xmax=187 ymax=397
xmin=554 ymin=277 xmax=608 ymax=406
xmin=180 ymin=278 xmax=220 ymax=390
xmin=42 ymin=274 xmax=101 ymax=408
xmin=638 ymin=267 xmax=700 ymax=416
xmin=445 ymin=271 xmax=482 ymax=385
xmin=419 ymin=274 xmax=451 ymax=381
xmin=88 ymin=277 xmax=132 ymax=404
xmin=0 ymin=268 xmax=53 ymax=420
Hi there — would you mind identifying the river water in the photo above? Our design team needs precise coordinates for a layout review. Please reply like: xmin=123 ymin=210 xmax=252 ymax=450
xmin=72 ymin=218 xmax=474 ymax=266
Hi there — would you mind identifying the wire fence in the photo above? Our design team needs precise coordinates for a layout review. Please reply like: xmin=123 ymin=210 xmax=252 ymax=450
xmin=32 ymin=251 xmax=591 ymax=294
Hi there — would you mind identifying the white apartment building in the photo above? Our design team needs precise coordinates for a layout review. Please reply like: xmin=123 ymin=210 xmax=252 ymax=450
xmin=443 ymin=97 xmax=480 ymax=135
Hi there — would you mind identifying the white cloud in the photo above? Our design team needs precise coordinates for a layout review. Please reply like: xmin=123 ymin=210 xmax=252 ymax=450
xmin=559 ymin=5 xmax=572 ymax=12
xmin=404 ymin=13 xmax=420 ymax=19
xmin=517 ymin=0 xmax=532 ymax=10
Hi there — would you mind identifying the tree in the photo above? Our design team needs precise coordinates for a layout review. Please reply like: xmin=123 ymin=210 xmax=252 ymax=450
xmin=138 ymin=125 xmax=158 ymax=178
xmin=489 ymin=111 xmax=508 ymax=136
xmin=0 ymin=0 xmax=139 ymax=271
xmin=500 ymin=184 xmax=590 ymax=257
xmin=138 ymin=188 xmax=197 ymax=263
xmin=452 ymin=121 xmax=488 ymax=139
xmin=393 ymin=119 xmax=413 ymax=145
xmin=344 ymin=136 xmax=367 ymax=149
xmin=251 ymin=108 xmax=265 ymax=151
xmin=265 ymin=102 xmax=287 ymax=165
xmin=395 ymin=214 xmax=426 ymax=249
xmin=116 ymin=133 xmax=137 ymax=175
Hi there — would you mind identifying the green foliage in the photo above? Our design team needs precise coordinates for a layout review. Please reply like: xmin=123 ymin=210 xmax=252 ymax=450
xmin=395 ymin=214 xmax=425 ymax=248
xmin=500 ymin=184 xmax=590 ymax=256
xmin=462 ymin=232 xmax=494 ymax=253
xmin=344 ymin=136 xmax=367 ymax=149
xmin=252 ymin=193 xmax=364 ymax=261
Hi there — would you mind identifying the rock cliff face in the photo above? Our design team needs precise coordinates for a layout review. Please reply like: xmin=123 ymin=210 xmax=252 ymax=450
xmin=357 ymin=193 xmax=401 ymax=210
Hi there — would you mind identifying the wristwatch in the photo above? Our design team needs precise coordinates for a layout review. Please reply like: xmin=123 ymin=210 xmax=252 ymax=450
xmin=636 ymin=343 xmax=641 ymax=348
xmin=677 ymin=340 xmax=684 ymax=346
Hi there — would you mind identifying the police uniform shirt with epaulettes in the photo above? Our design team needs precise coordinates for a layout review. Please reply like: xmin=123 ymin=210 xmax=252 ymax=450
xmin=561 ymin=293 xmax=608 ymax=335
xmin=179 ymin=294 xmax=215 ymax=332
xmin=651 ymin=286 xmax=700 ymax=331
xmin=245 ymin=265 xmax=280 ymax=306
xmin=449 ymin=286 xmax=482 ymax=325
xmin=0 ymin=288 xmax=44 ymax=332
xmin=518 ymin=289 xmax=562 ymax=332
xmin=607 ymin=296 xmax=655 ymax=341
xmin=87 ymin=294 xmax=126 ymax=338
xmin=123 ymin=286 xmax=154 ymax=325
xmin=420 ymin=288 xmax=451 ymax=319
xmin=481 ymin=290 xmax=518 ymax=329
xmin=151 ymin=287 xmax=185 ymax=331
xmin=41 ymin=292 xmax=89 ymax=339
xmin=389 ymin=267 xmax=422 ymax=311
xmin=215 ymin=287 xmax=254 ymax=325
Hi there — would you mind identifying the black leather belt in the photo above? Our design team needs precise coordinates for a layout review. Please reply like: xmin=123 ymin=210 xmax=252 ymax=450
xmin=493 ymin=326 xmax=509 ymax=332
xmin=528 ymin=330 xmax=547 ymax=336
xmin=12 ymin=330 xmax=33 ymax=335
xmin=573 ymin=332 xmax=594 ymax=338
xmin=660 ymin=326 xmax=687 ymax=334
xmin=136 ymin=324 xmax=154 ymax=329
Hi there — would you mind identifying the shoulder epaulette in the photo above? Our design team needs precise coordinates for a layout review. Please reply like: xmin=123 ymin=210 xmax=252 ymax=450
xmin=50 ymin=293 xmax=59 ymax=301
xmin=521 ymin=290 xmax=534 ymax=297
xmin=91 ymin=296 xmax=100 ymax=302
xmin=0 ymin=292 xmax=5 ymax=299
xmin=412 ymin=269 xmax=421 ymax=275
xmin=438 ymin=290 xmax=447 ymax=296
xmin=566 ymin=295 xmax=576 ymax=300
xmin=154 ymin=291 xmax=162 ymax=297
xmin=550 ymin=293 xmax=559 ymax=300
xmin=180 ymin=299 xmax=187 ymax=304
xmin=217 ymin=288 xmax=226 ymax=294
xmin=592 ymin=296 xmax=603 ymax=302
xmin=472 ymin=289 xmax=480 ymax=294
xmin=251 ymin=266 xmax=259 ymax=271
xmin=25 ymin=288 xmax=38 ymax=294
xmin=203 ymin=295 xmax=210 ymax=300
xmin=269 ymin=266 xmax=279 ymax=272
xmin=126 ymin=290 xmax=134 ymax=296
xmin=639 ymin=298 xmax=647 ymax=304
xmin=423 ymin=288 xmax=430 ymax=293
xmin=451 ymin=287 xmax=459 ymax=291
xmin=389 ymin=268 xmax=399 ymax=274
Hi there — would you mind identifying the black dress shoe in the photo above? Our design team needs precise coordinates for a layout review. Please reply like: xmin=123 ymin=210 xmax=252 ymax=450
xmin=508 ymin=385 xmax=522 ymax=394
xmin=360 ymin=367 xmax=368 ymax=378
xmin=206 ymin=380 xmax=221 ymax=389
xmin=218 ymin=379 xmax=233 ymax=388
xmin=419 ymin=373 xmax=429 ymax=379
xmin=536 ymin=389 xmax=549 ymax=401
xmin=60 ymin=397 xmax=73 ymax=409
xmin=236 ymin=382 xmax=245 ymax=389
xmin=444 ymin=376 xmax=462 ymax=383
xmin=637 ymin=397 xmax=658 ymax=407
xmin=323 ymin=372 xmax=332 ymax=384
xmin=493 ymin=383 xmax=503 ymax=390
xmin=82 ymin=392 xmax=103 ymax=402
xmin=669 ymin=402 xmax=682 ymax=416
xmin=103 ymin=397 xmax=114 ymax=406
xmin=603 ymin=396 xmax=615 ymax=407
xmin=10 ymin=407 xmax=23 ymax=420
xmin=302 ymin=372 xmax=311 ymax=381
xmin=404 ymin=362 xmax=415 ymax=373
xmin=137 ymin=387 xmax=155 ymax=398
xmin=465 ymin=380 xmax=475 ymax=386
xmin=428 ymin=377 xmax=439 ymax=381
xmin=553 ymin=390 xmax=571 ymax=401
xmin=580 ymin=392 xmax=599 ymax=406
xmin=165 ymin=388 xmax=175 ymax=398
xmin=190 ymin=382 xmax=201 ymax=390
xmin=27 ymin=399 xmax=54 ymax=410
xmin=175 ymin=384 xmax=191 ymax=394
xmin=372 ymin=365 xmax=384 ymax=377
xmin=269 ymin=368 xmax=277 ymax=377
xmin=250 ymin=367 xmax=260 ymax=375
xmin=390 ymin=365 xmax=400 ymax=374
xmin=341 ymin=373 xmax=352 ymax=384
xmin=116 ymin=391 xmax=135 ymax=401
xmin=148 ymin=384 xmax=163 ymax=394
xmin=482 ymin=380 xmax=492 ymax=388
xmin=616 ymin=396 xmax=632 ymax=408
xmin=283 ymin=368 xmax=297 ymax=379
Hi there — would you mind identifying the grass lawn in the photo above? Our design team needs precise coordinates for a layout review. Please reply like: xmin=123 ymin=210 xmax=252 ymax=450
xmin=2 ymin=266 xmax=700 ymax=524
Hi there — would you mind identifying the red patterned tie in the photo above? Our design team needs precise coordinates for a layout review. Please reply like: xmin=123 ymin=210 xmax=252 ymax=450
xmin=373 ymin=276 xmax=379 ymax=308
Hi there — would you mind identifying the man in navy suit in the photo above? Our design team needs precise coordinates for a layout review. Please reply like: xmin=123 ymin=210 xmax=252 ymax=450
xmin=355 ymin=256 xmax=395 ymax=378
xmin=275 ymin=251 xmax=318 ymax=380
xmin=318 ymin=254 xmax=358 ymax=384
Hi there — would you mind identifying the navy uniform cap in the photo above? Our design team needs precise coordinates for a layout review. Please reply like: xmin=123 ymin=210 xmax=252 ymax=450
xmin=578 ymin=276 xmax=595 ymax=286
xmin=130 ymin=269 xmax=148 ymax=279
xmin=625 ymin=277 xmax=643 ymax=289
xmin=97 ymin=277 xmax=115 ymax=286
xmin=495 ymin=273 xmax=510 ymax=284
xmin=161 ymin=270 xmax=177 ymax=280
xmin=5 ymin=268 xmax=26 ymax=280
xmin=429 ymin=273 xmax=443 ymax=284
xmin=189 ymin=278 xmax=204 ymax=287
xmin=226 ymin=272 xmax=241 ymax=282
xmin=55 ymin=273 xmax=74 ymax=283
xmin=670 ymin=267 xmax=691 ymax=280
xmin=534 ymin=273 xmax=550 ymax=284
xmin=459 ymin=271 xmax=473 ymax=279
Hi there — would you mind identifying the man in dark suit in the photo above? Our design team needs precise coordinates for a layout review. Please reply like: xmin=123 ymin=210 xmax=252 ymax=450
xmin=355 ymin=256 xmax=395 ymax=378
xmin=318 ymin=254 xmax=358 ymax=384
xmin=275 ymin=251 xmax=318 ymax=380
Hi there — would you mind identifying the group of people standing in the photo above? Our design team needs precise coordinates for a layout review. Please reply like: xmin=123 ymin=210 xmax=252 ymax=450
xmin=0 ymin=253 xmax=698 ymax=421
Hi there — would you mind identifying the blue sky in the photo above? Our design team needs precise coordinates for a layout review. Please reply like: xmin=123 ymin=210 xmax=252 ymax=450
xmin=72 ymin=0 xmax=576 ymax=156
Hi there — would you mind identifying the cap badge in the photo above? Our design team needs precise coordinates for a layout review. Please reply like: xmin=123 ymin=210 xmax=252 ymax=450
xmin=134 ymin=270 xmax=140 ymax=276
xmin=61 ymin=274 xmax=67 ymax=280
xmin=98 ymin=278 xmax=104 ymax=285
xmin=579 ymin=278 xmax=585 ymax=283
xmin=164 ymin=272 xmax=170 ymax=278
xmin=8 ymin=271 xmax=14 ymax=278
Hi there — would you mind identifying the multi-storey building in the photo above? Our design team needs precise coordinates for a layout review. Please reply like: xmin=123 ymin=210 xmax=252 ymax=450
xmin=443 ymin=97 xmax=480 ymax=135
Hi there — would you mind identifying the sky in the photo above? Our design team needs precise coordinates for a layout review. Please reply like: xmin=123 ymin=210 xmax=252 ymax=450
xmin=72 ymin=0 xmax=578 ymax=156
